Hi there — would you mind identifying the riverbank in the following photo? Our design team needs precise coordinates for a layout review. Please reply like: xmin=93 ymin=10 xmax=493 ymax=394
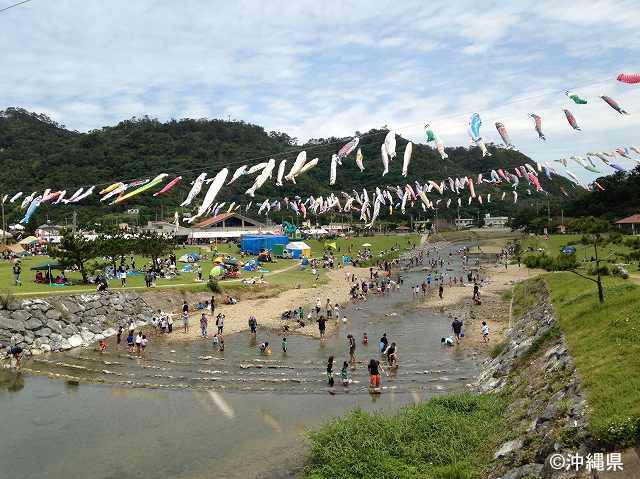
xmin=419 ymin=262 xmax=544 ymax=353
xmin=165 ymin=265 xmax=369 ymax=341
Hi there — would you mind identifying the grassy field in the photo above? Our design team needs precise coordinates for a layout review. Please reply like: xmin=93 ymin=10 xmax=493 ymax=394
xmin=306 ymin=393 xmax=506 ymax=479
xmin=519 ymin=234 xmax=633 ymax=262
xmin=304 ymin=234 xmax=419 ymax=256
xmin=1 ymin=234 xmax=413 ymax=296
xmin=545 ymin=272 xmax=640 ymax=447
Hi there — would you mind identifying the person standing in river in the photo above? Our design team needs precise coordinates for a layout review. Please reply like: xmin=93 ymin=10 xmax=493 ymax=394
xmin=326 ymin=356 xmax=335 ymax=387
xmin=317 ymin=315 xmax=326 ymax=340
xmin=368 ymin=358 xmax=385 ymax=390
xmin=451 ymin=318 xmax=463 ymax=344
xmin=200 ymin=313 xmax=208 ymax=338
xmin=182 ymin=311 xmax=189 ymax=333
xmin=248 ymin=315 xmax=257 ymax=334
xmin=347 ymin=334 xmax=356 ymax=364
xmin=216 ymin=313 xmax=225 ymax=335
xmin=116 ymin=325 xmax=123 ymax=347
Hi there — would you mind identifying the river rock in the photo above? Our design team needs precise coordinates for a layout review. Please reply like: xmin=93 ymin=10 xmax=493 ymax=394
xmin=80 ymin=329 xmax=95 ymax=344
xmin=41 ymin=344 xmax=52 ymax=352
xmin=494 ymin=439 xmax=523 ymax=459
xmin=7 ymin=301 xmax=21 ymax=311
xmin=68 ymin=334 xmax=83 ymax=348
xmin=35 ymin=327 xmax=52 ymax=337
xmin=25 ymin=317 xmax=44 ymax=330
xmin=501 ymin=463 xmax=543 ymax=479
xmin=102 ymin=328 xmax=116 ymax=338
xmin=10 ymin=310 xmax=30 ymax=322
xmin=87 ymin=323 xmax=102 ymax=334
xmin=47 ymin=319 xmax=64 ymax=334
xmin=45 ymin=309 xmax=62 ymax=320
xmin=63 ymin=325 xmax=79 ymax=336
xmin=0 ymin=316 xmax=26 ymax=332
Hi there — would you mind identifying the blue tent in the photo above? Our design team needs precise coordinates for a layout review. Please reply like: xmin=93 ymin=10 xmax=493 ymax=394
xmin=241 ymin=234 xmax=288 ymax=254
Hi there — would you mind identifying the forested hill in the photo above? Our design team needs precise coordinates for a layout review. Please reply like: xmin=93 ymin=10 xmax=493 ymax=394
xmin=563 ymin=168 xmax=640 ymax=220
xmin=0 ymin=107 xmax=572 ymax=230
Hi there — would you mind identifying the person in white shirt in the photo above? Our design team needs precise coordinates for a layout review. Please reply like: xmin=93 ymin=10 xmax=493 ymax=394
xmin=481 ymin=321 xmax=490 ymax=343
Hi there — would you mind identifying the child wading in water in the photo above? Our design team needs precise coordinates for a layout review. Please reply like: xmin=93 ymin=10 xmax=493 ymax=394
xmin=341 ymin=361 xmax=350 ymax=386
xmin=327 ymin=356 xmax=335 ymax=387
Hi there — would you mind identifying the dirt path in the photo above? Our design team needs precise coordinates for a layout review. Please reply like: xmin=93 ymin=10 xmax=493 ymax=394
xmin=167 ymin=265 xmax=368 ymax=342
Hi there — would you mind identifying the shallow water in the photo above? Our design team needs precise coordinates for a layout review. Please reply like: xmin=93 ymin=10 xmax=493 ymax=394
xmin=0 ymin=243 xmax=481 ymax=479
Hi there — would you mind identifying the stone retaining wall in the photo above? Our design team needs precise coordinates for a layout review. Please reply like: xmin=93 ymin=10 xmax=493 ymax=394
xmin=476 ymin=280 xmax=594 ymax=479
xmin=0 ymin=291 xmax=154 ymax=355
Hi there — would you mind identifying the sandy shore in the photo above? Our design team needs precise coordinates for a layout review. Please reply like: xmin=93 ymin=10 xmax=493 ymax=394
xmin=166 ymin=265 xmax=368 ymax=342
xmin=419 ymin=264 xmax=543 ymax=353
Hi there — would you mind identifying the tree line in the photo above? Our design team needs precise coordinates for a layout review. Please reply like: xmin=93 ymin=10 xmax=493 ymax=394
xmin=50 ymin=229 xmax=175 ymax=283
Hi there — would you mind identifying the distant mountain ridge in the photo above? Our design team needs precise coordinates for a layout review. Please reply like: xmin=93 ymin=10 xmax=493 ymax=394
xmin=0 ymin=107 xmax=573 ymax=230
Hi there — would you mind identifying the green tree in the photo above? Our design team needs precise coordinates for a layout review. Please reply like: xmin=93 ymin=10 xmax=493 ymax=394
xmin=134 ymin=232 xmax=175 ymax=270
xmin=49 ymin=229 xmax=97 ymax=283
xmin=95 ymin=232 xmax=133 ymax=273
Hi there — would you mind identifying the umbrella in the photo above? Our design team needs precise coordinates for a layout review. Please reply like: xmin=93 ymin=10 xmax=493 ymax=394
xmin=30 ymin=263 xmax=65 ymax=271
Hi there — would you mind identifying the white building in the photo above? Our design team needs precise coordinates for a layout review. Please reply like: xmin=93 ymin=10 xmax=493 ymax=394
xmin=455 ymin=218 xmax=475 ymax=229
xmin=483 ymin=214 xmax=509 ymax=229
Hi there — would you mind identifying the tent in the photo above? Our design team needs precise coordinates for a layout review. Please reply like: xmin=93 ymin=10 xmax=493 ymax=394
xmin=286 ymin=241 xmax=311 ymax=259
xmin=178 ymin=253 xmax=201 ymax=263
xmin=0 ymin=244 xmax=25 ymax=255
xmin=324 ymin=241 xmax=337 ymax=250
xmin=19 ymin=236 xmax=38 ymax=246
xmin=240 ymin=234 xmax=288 ymax=255
xmin=209 ymin=265 xmax=225 ymax=278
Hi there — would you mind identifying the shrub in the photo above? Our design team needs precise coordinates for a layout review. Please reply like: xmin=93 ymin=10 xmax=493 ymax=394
xmin=587 ymin=264 xmax=610 ymax=276
xmin=611 ymin=265 xmax=629 ymax=279
xmin=490 ymin=340 xmax=507 ymax=359
xmin=523 ymin=253 xmax=577 ymax=271
xmin=207 ymin=279 xmax=222 ymax=293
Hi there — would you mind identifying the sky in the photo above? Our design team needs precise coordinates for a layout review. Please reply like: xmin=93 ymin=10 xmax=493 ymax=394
xmin=2 ymin=0 xmax=640 ymax=182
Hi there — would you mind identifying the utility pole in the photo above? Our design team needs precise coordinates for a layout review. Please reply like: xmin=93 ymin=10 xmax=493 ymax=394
xmin=570 ymin=235 xmax=605 ymax=304
xmin=1 ymin=198 xmax=5 ymax=245
xmin=547 ymin=198 xmax=551 ymax=227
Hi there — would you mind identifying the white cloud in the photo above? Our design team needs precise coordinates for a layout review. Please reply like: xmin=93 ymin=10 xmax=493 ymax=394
xmin=0 ymin=0 xmax=638 ymax=184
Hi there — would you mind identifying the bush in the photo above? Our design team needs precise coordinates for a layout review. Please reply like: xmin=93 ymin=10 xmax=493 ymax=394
xmin=587 ymin=264 xmax=610 ymax=276
xmin=611 ymin=265 xmax=629 ymax=279
xmin=523 ymin=253 xmax=577 ymax=271
xmin=609 ymin=231 xmax=623 ymax=244
xmin=207 ymin=278 xmax=222 ymax=293
xmin=490 ymin=340 xmax=507 ymax=359
xmin=624 ymin=236 xmax=640 ymax=249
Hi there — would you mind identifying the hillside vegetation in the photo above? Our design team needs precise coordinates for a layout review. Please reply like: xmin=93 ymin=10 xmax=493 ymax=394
xmin=0 ymin=108 xmax=571 ymax=230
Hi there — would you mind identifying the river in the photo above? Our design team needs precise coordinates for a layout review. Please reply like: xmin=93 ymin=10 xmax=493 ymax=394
xmin=0 ymin=243 xmax=482 ymax=479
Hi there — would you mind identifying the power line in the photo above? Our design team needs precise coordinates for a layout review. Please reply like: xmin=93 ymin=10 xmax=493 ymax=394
xmin=0 ymin=0 xmax=34 ymax=14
